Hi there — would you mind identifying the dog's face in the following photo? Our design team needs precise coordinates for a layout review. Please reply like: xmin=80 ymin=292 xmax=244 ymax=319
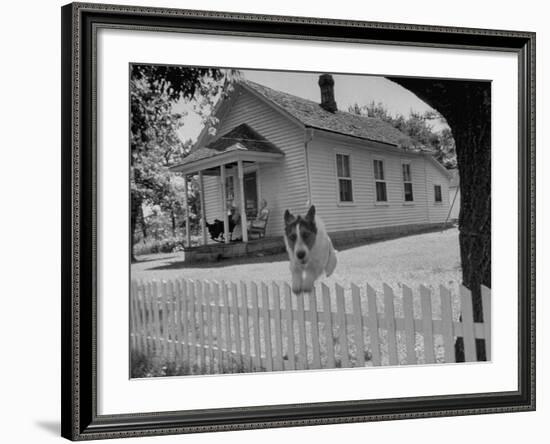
xmin=284 ymin=205 xmax=317 ymax=265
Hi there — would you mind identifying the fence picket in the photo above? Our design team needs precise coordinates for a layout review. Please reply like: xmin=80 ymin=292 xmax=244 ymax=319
xmin=196 ymin=281 xmax=206 ymax=372
xmin=439 ymin=285 xmax=456 ymax=363
xmin=166 ymin=281 xmax=175 ymax=361
xmin=161 ymin=282 xmax=170 ymax=359
xmin=402 ymin=285 xmax=416 ymax=365
xmin=138 ymin=282 xmax=148 ymax=354
xmin=261 ymin=283 xmax=273 ymax=372
xmin=221 ymin=281 xmax=232 ymax=369
xmin=175 ymin=279 xmax=185 ymax=367
xmin=351 ymin=284 xmax=365 ymax=367
xmin=335 ymin=284 xmax=349 ymax=368
xmin=143 ymin=282 xmax=151 ymax=353
xmin=383 ymin=284 xmax=398 ymax=366
xmin=366 ymin=284 xmax=381 ymax=366
xmin=321 ymin=284 xmax=335 ymax=368
xmin=272 ymin=283 xmax=284 ymax=371
xmin=133 ymin=281 xmax=141 ymax=351
xmin=420 ymin=285 xmax=435 ymax=364
xmin=212 ymin=282 xmax=222 ymax=373
xmin=309 ymin=288 xmax=321 ymax=369
xmin=231 ymin=282 xmax=243 ymax=369
xmin=190 ymin=281 xmax=199 ymax=370
xmin=284 ymin=283 xmax=296 ymax=370
xmin=296 ymin=291 xmax=308 ymax=370
xmin=188 ymin=280 xmax=197 ymax=374
xmin=206 ymin=282 xmax=215 ymax=374
xmin=240 ymin=281 xmax=252 ymax=372
xmin=130 ymin=280 xmax=138 ymax=351
xmin=250 ymin=282 xmax=262 ymax=370
xmin=460 ymin=285 xmax=477 ymax=362
xmin=482 ymin=285 xmax=492 ymax=361
xmin=168 ymin=281 xmax=177 ymax=361
xmin=152 ymin=281 xmax=162 ymax=355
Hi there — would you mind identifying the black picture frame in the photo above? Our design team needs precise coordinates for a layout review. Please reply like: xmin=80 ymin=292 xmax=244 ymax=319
xmin=61 ymin=2 xmax=536 ymax=440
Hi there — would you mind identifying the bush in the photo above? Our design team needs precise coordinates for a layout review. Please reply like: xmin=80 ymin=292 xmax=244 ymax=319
xmin=133 ymin=236 xmax=184 ymax=256
xmin=130 ymin=350 xmax=261 ymax=378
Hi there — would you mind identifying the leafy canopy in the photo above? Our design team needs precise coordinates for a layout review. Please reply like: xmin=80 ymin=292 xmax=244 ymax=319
xmin=349 ymin=101 xmax=457 ymax=168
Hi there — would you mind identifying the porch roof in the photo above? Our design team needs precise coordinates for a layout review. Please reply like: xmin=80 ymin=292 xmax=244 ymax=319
xmin=169 ymin=123 xmax=284 ymax=175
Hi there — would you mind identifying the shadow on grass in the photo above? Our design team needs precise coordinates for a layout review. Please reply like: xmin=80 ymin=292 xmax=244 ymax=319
xmin=134 ymin=255 xmax=178 ymax=264
xmin=333 ymin=226 xmax=454 ymax=253
xmin=146 ymin=252 xmax=289 ymax=270
xmin=142 ymin=226 xmax=457 ymax=271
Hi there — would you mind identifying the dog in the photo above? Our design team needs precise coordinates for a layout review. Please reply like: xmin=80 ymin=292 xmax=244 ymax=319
xmin=283 ymin=205 xmax=337 ymax=294
xmin=206 ymin=219 xmax=224 ymax=241
xmin=206 ymin=218 xmax=237 ymax=242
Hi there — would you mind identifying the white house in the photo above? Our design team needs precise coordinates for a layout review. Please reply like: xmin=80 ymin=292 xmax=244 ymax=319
xmin=448 ymin=168 xmax=461 ymax=222
xmin=170 ymin=75 xmax=451 ymax=248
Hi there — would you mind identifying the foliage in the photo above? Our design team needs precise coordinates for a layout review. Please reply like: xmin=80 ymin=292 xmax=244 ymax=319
xmin=130 ymin=65 xmax=238 ymax=259
xmin=130 ymin=350 xmax=253 ymax=378
xmin=349 ymin=101 xmax=457 ymax=168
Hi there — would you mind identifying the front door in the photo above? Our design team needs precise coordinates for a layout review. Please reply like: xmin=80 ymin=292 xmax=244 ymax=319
xmin=243 ymin=172 xmax=258 ymax=219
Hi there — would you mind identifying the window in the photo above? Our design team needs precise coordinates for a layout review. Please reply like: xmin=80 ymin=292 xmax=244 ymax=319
xmin=336 ymin=154 xmax=353 ymax=202
xmin=373 ymin=159 xmax=387 ymax=202
xmin=434 ymin=184 xmax=442 ymax=203
xmin=402 ymin=163 xmax=414 ymax=202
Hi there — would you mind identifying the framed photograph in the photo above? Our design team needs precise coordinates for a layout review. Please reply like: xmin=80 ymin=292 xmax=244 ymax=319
xmin=61 ymin=2 xmax=535 ymax=440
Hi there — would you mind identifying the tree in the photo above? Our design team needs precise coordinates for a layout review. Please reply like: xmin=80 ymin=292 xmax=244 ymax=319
xmin=387 ymin=78 xmax=491 ymax=361
xmin=130 ymin=65 xmax=232 ymax=261
xmin=349 ymin=102 xmax=456 ymax=167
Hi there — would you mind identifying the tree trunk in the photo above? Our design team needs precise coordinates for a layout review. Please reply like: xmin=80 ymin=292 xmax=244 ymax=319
xmin=449 ymin=88 xmax=491 ymax=362
xmin=171 ymin=209 xmax=177 ymax=237
xmin=130 ymin=192 xmax=141 ymax=263
xmin=139 ymin=204 xmax=148 ymax=240
xmin=387 ymin=78 xmax=491 ymax=362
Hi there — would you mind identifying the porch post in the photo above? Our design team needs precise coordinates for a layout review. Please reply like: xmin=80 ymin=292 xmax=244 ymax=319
xmin=237 ymin=160 xmax=248 ymax=242
xmin=198 ymin=170 xmax=208 ymax=245
xmin=220 ymin=164 xmax=230 ymax=243
xmin=182 ymin=174 xmax=191 ymax=248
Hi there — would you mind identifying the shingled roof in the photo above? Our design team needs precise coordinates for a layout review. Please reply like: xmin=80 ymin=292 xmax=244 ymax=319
xmin=176 ymin=123 xmax=284 ymax=166
xmin=242 ymin=80 xmax=412 ymax=147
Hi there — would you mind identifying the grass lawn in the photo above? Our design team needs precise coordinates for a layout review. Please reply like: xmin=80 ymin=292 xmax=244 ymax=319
xmin=132 ymin=227 xmax=461 ymax=292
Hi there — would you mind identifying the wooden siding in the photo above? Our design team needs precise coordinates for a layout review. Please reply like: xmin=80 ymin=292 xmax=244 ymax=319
xmin=448 ymin=186 xmax=461 ymax=221
xmin=203 ymin=175 xmax=222 ymax=222
xmin=202 ymin=89 xmax=308 ymax=236
xmin=425 ymin=160 xmax=452 ymax=223
xmin=307 ymin=132 xmax=451 ymax=233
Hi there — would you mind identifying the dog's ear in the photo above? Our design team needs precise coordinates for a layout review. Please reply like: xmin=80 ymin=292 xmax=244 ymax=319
xmin=284 ymin=209 xmax=296 ymax=226
xmin=305 ymin=205 xmax=316 ymax=223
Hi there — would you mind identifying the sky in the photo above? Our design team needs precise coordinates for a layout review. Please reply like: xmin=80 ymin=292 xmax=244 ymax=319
xmin=174 ymin=68 xmax=444 ymax=143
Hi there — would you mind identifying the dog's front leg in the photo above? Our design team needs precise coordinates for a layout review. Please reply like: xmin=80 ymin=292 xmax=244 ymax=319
xmin=290 ymin=265 xmax=303 ymax=295
xmin=300 ymin=269 xmax=317 ymax=294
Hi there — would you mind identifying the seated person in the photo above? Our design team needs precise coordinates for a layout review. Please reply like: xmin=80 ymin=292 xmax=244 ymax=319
xmin=229 ymin=206 xmax=243 ymax=240
xmin=248 ymin=199 xmax=269 ymax=231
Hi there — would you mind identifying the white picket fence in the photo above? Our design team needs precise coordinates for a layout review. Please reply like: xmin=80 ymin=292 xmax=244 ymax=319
xmin=130 ymin=279 xmax=491 ymax=375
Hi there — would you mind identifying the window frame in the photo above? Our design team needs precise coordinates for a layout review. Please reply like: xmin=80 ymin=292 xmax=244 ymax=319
xmin=335 ymin=152 xmax=354 ymax=204
xmin=401 ymin=161 xmax=414 ymax=203
xmin=373 ymin=157 xmax=388 ymax=203
xmin=434 ymin=184 xmax=443 ymax=204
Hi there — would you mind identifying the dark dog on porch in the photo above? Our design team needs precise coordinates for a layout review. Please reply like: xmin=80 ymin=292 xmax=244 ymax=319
xmin=206 ymin=218 xmax=237 ymax=242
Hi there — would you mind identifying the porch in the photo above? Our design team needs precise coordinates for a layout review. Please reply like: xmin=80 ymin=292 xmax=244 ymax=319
xmin=169 ymin=123 xmax=284 ymax=249
xmin=182 ymin=236 xmax=286 ymax=263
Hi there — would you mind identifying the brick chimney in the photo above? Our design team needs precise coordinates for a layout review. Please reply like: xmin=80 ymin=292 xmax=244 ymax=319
xmin=318 ymin=74 xmax=337 ymax=113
